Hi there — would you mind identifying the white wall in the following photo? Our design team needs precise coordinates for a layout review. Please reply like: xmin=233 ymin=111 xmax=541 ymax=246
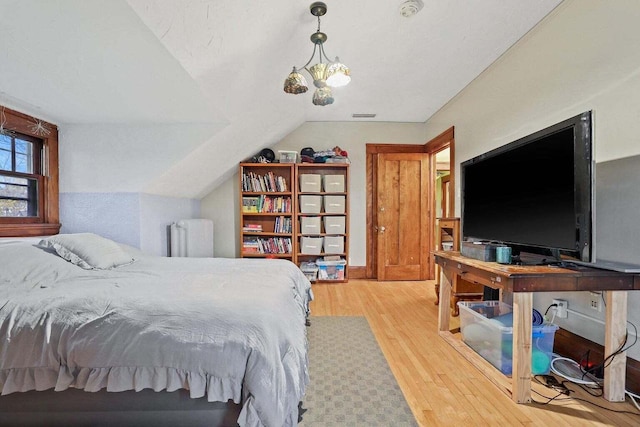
xmin=423 ymin=0 xmax=640 ymax=361
xmin=201 ymin=122 xmax=427 ymax=262
xmin=57 ymin=124 xmax=217 ymax=254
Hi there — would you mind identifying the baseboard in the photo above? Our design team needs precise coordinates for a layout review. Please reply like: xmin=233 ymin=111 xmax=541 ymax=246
xmin=348 ymin=266 xmax=367 ymax=279
xmin=554 ymin=327 xmax=639 ymax=395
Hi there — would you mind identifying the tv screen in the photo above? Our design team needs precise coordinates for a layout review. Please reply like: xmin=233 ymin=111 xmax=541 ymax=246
xmin=461 ymin=112 xmax=593 ymax=262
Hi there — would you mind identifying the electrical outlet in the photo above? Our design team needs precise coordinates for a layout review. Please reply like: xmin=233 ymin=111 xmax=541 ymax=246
xmin=552 ymin=299 xmax=568 ymax=318
xmin=589 ymin=292 xmax=602 ymax=312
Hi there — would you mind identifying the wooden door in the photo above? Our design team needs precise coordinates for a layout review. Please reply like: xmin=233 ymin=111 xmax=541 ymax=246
xmin=376 ymin=153 xmax=430 ymax=280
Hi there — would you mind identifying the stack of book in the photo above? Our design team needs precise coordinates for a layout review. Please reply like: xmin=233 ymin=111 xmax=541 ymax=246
xmin=274 ymin=216 xmax=292 ymax=233
xmin=242 ymin=171 xmax=288 ymax=192
xmin=242 ymin=237 xmax=293 ymax=254
xmin=242 ymin=196 xmax=292 ymax=213
xmin=242 ymin=237 xmax=261 ymax=253
xmin=242 ymin=224 xmax=263 ymax=233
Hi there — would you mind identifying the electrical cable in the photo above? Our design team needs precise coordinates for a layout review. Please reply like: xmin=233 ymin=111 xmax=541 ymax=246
xmin=544 ymin=303 xmax=558 ymax=324
xmin=550 ymin=356 xmax=600 ymax=386
xmin=544 ymin=303 xmax=557 ymax=316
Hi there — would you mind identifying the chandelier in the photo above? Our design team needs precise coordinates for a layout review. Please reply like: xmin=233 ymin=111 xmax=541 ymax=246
xmin=283 ymin=2 xmax=351 ymax=106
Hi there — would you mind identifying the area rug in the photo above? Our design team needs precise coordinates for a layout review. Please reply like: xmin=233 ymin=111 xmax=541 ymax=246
xmin=300 ymin=316 xmax=417 ymax=426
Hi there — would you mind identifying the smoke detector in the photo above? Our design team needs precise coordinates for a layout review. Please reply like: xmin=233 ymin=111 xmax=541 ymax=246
xmin=399 ymin=0 xmax=424 ymax=18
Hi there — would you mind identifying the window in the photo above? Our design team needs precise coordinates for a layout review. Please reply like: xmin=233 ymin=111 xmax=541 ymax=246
xmin=0 ymin=106 xmax=60 ymax=237
xmin=1 ymin=132 xmax=43 ymax=219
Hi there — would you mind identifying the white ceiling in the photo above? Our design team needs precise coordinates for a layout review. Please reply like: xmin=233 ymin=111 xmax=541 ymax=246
xmin=0 ymin=0 xmax=561 ymax=197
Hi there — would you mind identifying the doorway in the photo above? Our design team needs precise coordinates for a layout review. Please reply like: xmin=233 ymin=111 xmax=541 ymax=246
xmin=366 ymin=127 xmax=455 ymax=280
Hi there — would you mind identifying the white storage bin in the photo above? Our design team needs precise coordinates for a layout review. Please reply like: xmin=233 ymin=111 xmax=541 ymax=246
xmin=322 ymin=175 xmax=345 ymax=192
xmin=300 ymin=236 xmax=323 ymax=255
xmin=323 ymin=195 xmax=345 ymax=214
xmin=323 ymin=216 xmax=345 ymax=235
xmin=299 ymin=174 xmax=322 ymax=193
xmin=299 ymin=195 xmax=322 ymax=214
xmin=323 ymin=236 xmax=344 ymax=254
xmin=300 ymin=216 xmax=322 ymax=235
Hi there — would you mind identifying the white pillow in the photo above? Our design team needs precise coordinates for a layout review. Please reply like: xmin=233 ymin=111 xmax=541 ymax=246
xmin=39 ymin=233 xmax=135 ymax=270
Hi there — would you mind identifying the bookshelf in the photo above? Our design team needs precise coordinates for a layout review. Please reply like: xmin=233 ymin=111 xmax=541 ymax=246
xmin=239 ymin=163 xmax=294 ymax=259
xmin=238 ymin=162 xmax=350 ymax=282
xmin=296 ymin=163 xmax=349 ymax=283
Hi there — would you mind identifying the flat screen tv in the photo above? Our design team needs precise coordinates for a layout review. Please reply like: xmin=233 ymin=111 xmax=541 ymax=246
xmin=461 ymin=111 xmax=593 ymax=263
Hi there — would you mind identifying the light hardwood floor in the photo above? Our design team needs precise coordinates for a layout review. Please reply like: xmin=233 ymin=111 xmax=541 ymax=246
xmin=309 ymin=280 xmax=640 ymax=426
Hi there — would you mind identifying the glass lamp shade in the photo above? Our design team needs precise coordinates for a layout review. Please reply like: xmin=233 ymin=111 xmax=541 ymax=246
xmin=326 ymin=59 xmax=351 ymax=88
xmin=312 ymin=87 xmax=334 ymax=106
xmin=308 ymin=63 xmax=328 ymax=88
xmin=283 ymin=67 xmax=309 ymax=94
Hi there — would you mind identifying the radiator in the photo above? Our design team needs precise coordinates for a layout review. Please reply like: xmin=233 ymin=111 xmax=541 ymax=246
xmin=170 ymin=219 xmax=214 ymax=258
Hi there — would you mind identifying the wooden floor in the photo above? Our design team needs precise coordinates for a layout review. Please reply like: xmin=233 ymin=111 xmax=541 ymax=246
xmin=309 ymin=279 xmax=640 ymax=426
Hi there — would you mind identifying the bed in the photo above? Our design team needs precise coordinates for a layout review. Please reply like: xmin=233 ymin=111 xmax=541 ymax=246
xmin=0 ymin=234 xmax=313 ymax=427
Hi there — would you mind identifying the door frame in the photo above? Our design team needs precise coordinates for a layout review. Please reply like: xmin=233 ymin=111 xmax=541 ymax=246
xmin=365 ymin=127 xmax=455 ymax=279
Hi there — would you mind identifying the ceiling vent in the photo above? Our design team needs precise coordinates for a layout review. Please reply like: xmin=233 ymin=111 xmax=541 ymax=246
xmin=399 ymin=0 xmax=424 ymax=18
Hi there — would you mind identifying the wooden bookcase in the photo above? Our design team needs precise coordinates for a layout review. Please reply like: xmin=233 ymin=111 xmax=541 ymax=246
xmin=296 ymin=163 xmax=349 ymax=283
xmin=238 ymin=162 xmax=350 ymax=283
xmin=239 ymin=163 xmax=295 ymax=260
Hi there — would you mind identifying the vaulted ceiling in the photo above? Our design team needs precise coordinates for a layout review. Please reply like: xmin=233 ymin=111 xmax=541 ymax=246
xmin=0 ymin=0 xmax=561 ymax=197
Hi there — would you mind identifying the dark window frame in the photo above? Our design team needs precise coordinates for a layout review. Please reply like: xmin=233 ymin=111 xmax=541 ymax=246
xmin=1 ymin=132 xmax=44 ymax=221
xmin=0 ymin=106 xmax=60 ymax=237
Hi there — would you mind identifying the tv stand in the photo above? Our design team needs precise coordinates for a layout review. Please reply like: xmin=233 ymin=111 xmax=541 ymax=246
xmin=433 ymin=251 xmax=640 ymax=404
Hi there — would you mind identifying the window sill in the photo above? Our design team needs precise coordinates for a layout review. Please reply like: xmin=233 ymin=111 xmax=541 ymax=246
xmin=0 ymin=223 xmax=61 ymax=237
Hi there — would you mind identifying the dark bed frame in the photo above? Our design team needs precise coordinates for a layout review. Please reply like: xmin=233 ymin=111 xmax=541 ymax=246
xmin=0 ymin=389 xmax=242 ymax=427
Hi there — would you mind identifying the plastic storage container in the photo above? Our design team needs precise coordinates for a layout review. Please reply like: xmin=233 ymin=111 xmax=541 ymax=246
xmin=299 ymin=262 xmax=319 ymax=282
xmin=278 ymin=150 xmax=298 ymax=163
xmin=458 ymin=301 xmax=558 ymax=376
xmin=299 ymin=174 xmax=322 ymax=192
xmin=316 ymin=259 xmax=347 ymax=280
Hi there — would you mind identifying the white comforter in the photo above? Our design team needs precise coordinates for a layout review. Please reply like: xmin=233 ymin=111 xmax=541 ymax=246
xmin=0 ymin=241 xmax=312 ymax=427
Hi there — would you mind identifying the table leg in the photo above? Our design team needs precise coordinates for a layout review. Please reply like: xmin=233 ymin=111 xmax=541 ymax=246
xmin=604 ymin=291 xmax=628 ymax=402
xmin=438 ymin=268 xmax=452 ymax=333
xmin=511 ymin=292 xmax=532 ymax=403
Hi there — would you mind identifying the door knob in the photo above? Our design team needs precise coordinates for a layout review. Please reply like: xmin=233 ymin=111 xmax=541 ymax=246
xmin=379 ymin=226 xmax=386 ymax=234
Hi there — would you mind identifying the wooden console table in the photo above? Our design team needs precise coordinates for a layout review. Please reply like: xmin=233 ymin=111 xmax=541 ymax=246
xmin=434 ymin=251 xmax=640 ymax=404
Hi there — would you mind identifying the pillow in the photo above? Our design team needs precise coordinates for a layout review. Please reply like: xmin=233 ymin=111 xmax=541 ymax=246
xmin=39 ymin=233 xmax=135 ymax=270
